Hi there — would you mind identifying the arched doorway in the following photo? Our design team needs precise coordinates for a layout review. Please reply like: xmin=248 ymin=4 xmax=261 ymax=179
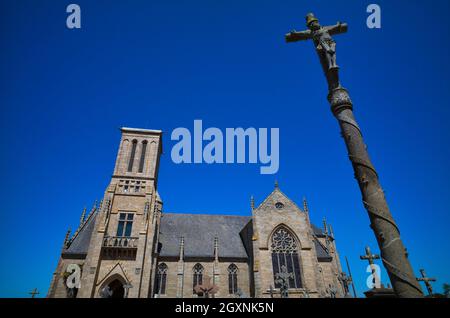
xmin=108 ymin=279 xmax=125 ymax=298
xmin=99 ymin=276 xmax=126 ymax=298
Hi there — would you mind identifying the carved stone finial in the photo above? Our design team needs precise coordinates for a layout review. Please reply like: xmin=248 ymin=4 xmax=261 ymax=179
xmin=303 ymin=197 xmax=312 ymax=226
xmin=329 ymin=224 xmax=335 ymax=238
xmin=303 ymin=197 xmax=309 ymax=213
xmin=274 ymin=180 xmax=279 ymax=189
xmin=80 ymin=207 xmax=86 ymax=226
xmin=214 ymin=236 xmax=219 ymax=261
xmin=179 ymin=236 xmax=185 ymax=260
xmin=323 ymin=217 xmax=328 ymax=234
xmin=250 ymin=196 xmax=255 ymax=210
xmin=64 ymin=228 xmax=71 ymax=247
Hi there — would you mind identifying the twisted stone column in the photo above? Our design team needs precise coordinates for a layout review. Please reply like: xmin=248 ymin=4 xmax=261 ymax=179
xmin=327 ymin=82 xmax=423 ymax=297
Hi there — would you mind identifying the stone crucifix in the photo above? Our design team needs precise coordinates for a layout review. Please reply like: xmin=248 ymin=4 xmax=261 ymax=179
xmin=285 ymin=13 xmax=423 ymax=297
xmin=338 ymin=272 xmax=353 ymax=297
xmin=360 ymin=246 xmax=380 ymax=288
xmin=286 ymin=13 xmax=347 ymax=87
xmin=194 ymin=275 xmax=219 ymax=298
xmin=275 ymin=265 xmax=293 ymax=298
xmin=29 ymin=288 xmax=39 ymax=298
xmin=416 ymin=269 xmax=436 ymax=296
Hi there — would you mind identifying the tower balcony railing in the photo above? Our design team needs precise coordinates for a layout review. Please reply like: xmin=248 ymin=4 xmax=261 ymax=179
xmin=103 ymin=236 xmax=139 ymax=248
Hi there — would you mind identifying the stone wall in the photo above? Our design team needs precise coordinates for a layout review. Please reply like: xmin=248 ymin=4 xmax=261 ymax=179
xmin=156 ymin=260 xmax=250 ymax=298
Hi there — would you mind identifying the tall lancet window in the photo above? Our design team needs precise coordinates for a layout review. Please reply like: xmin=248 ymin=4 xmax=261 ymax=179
xmin=192 ymin=263 xmax=204 ymax=294
xmin=271 ymin=227 xmax=302 ymax=289
xmin=138 ymin=140 xmax=147 ymax=173
xmin=127 ymin=139 xmax=138 ymax=172
xmin=155 ymin=263 xmax=168 ymax=295
xmin=228 ymin=264 xmax=238 ymax=294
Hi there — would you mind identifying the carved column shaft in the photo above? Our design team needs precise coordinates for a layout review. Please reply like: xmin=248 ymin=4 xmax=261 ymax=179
xmin=327 ymin=86 xmax=423 ymax=297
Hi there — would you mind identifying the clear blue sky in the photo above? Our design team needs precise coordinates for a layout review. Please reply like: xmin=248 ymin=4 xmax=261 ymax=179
xmin=1 ymin=0 xmax=449 ymax=297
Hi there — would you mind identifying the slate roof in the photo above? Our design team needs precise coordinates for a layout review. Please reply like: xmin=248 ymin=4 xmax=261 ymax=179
xmin=159 ymin=213 xmax=331 ymax=261
xmin=62 ymin=212 xmax=98 ymax=257
xmin=314 ymin=239 xmax=332 ymax=261
xmin=312 ymin=223 xmax=326 ymax=236
xmin=159 ymin=213 xmax=251 ymax=259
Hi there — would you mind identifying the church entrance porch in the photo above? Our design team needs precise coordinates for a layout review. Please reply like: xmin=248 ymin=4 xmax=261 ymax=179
xmin=99 ymin=278 xmax=125 ymax=298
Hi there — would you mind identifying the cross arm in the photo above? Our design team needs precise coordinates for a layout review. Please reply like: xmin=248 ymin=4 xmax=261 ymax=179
xmin=285 ymin=29 xmax=313 ymax=43
xmin=360 ymin=254 xmax=380 ymax=260
xmin=324 ymin=22 xmax=348 ymax=36
xmin=417 ymin=277 xmax=436 ymax=282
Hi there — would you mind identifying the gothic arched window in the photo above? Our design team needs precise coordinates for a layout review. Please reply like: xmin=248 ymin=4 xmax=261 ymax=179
xmin=192 ymin=263 xmax=204 ymax=294
xmin=228 ymin=264 xmax=238 ymax=294
xmin=138 ymin=140 xmax=148 ymax=173
xmin=127 ymin=139 xmax=138 ymax=172
xmin=271 ymin=227 xmax=302 ymax=289
xmin=155 ymin=263 xmax=168 ymax=295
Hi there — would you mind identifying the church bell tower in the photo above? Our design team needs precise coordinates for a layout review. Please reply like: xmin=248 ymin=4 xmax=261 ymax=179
xmin=77 ymin=127 xmax=163 ymax=298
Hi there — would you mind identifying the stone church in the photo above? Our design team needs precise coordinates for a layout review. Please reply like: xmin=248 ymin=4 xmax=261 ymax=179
xmin=47 ymin=127 xmax=346 ymax=298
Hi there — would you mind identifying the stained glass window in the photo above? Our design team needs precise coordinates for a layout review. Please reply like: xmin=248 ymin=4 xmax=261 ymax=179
xmin=155 ymin=263 xmax=168 ymax=295
xmin=271 ymin=227 xmax=302 ymax=289
xmin=193 ymin=263 xmax=204 ymax=294
xmin=228 ymin=264 xmax=238 ymax=294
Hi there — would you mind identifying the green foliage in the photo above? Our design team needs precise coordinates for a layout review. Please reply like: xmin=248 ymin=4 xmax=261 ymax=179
xmin=443 ymin=283 xmax=450 ymax=296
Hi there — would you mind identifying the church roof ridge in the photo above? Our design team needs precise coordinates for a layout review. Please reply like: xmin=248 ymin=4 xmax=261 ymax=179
xmin=163 ymin=212 xmax=250 ymax=219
